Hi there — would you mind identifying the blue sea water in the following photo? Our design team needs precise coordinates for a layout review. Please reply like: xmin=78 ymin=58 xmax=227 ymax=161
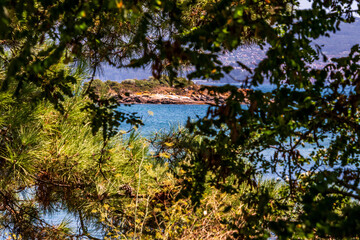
xmin=117 ymin=104 xmax=209 ymax=137
xmin=117 ymin=84 xmax=277 ymax=137
xmin=119 ymin=101 xmax=316 ymax=158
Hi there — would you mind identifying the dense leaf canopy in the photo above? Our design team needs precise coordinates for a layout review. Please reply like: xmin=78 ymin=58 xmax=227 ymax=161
xmin=1 ymin=0 xmax=360 ymax=239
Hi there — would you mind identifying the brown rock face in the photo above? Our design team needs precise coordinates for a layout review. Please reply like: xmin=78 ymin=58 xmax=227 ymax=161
xmin=113 ymin=84 xmax=249 ymax=105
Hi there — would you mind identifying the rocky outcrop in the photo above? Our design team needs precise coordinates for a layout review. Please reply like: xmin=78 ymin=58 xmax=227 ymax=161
xmin=115 ymin=93 xmax=227 ymax=105
xmin=109 ymin=84 xmax=250 ymax=105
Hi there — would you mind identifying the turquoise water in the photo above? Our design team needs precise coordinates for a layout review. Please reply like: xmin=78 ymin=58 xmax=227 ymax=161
xmin=116 ymin=84 xmax=276 ymax=137
xmin=117 ymin=99 xmax=328 ymax=178
xmin=117 ymin=102 xmax=317 ymax=164
xmin=118 ymin=104 xmax=209 ymax=137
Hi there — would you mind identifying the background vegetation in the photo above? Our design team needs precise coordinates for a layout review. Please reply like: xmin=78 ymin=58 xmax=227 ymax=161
xmin=85 ymin=76 xmax=195 ymax=96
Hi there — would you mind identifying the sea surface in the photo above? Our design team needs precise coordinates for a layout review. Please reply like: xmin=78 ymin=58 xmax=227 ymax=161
xmin=117 ymin=84 xmax=276 ymax=137
xmin=117 ymin=104 xmax=209 ymax=137
xmin=117 ymin=83 xmax=332 ymax=178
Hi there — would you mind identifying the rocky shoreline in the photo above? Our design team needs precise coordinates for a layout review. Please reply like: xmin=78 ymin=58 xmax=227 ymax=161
xmin=88 ymin=78 xmax=248 ymax=105
xmin=115 ymin=92 xmax=227 ymax=104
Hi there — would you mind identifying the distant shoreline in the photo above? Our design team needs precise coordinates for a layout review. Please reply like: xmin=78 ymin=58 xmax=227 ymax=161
xmin=115 ymin=92 xmax=226 ymax=105
xmin=86 ymin=78 xmax=248 ymax=105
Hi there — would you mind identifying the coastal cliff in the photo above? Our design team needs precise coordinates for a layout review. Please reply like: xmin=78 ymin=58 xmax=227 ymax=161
xmin=85 ymin=77 xmax=247 ymax=104
xmin=115 ymin=89 xmax=227 ymax=104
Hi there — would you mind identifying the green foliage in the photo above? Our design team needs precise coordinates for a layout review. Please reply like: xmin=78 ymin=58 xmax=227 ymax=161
xmin=0 ymin=79 xmax=157 ymax=238
xmin=1 ymin=0 xmax=360 ymax=239
xmin=185 ymin=32 xmax=360 ymax=240
xmin=86 ymin=76 xmax=195 ymax=96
